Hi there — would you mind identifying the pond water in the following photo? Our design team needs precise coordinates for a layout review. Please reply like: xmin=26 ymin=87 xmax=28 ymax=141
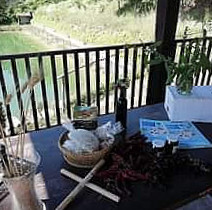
xmin=0 ymin=31 xmax=103 ymax=121
xmin=0 ymin=31 xmax=65 ymax=119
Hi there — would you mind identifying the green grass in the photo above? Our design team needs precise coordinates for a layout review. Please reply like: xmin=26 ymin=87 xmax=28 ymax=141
xmin=33 ymin=0 xmax=156 ymax=45
xmin=33 ymin=0 xmax=203 ymax=46
xmin=0 ymin=32 xmax=51 ymax=55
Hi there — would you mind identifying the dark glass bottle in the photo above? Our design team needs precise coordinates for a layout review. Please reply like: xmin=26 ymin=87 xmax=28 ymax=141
xmin=115 ymin=86 xmax=127 ymax=129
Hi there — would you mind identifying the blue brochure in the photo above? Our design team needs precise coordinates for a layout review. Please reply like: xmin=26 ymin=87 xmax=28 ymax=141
xmin=139 ymin=119 xmax=212 ymax=149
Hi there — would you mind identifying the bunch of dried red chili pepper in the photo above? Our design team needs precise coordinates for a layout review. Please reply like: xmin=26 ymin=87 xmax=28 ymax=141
xmin=96 ymin=132 xmax=211 ymax=196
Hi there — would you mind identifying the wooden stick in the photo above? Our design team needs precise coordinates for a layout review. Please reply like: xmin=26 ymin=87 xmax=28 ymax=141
xmin=165 ymin=186 xmax=212 ymax=210
xmin=61 ymin=168 xmax=120 ymax=203
xmin=0 ymin=154 xmax=11 ymax=177
xmin=0 ymin=124 xmax=13 ymax=175
xmin=56 ymin=159 xmax=105 ymax=210
xmin=8 ymin=137 xmax=19 ymax=175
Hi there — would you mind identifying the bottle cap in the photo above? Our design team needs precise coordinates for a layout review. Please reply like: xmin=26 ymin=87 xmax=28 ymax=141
xmin=152 ymin=140 xmax=165 ymax=148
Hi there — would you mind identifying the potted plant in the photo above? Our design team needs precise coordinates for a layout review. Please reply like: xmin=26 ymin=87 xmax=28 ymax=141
xmin=148 ymin=37 xmax=211 ymax=95
xmin=166 ymin=40 xmax=210 ymax=95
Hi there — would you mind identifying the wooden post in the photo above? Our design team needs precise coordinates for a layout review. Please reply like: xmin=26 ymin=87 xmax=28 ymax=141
xmin=146 ymin=0 xmax=180 ymax=105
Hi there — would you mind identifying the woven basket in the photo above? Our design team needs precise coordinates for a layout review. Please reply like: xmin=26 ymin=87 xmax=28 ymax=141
xmin=58 ymin=131 xmax=109 ymax=168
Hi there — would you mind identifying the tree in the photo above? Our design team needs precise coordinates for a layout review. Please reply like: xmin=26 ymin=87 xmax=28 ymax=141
xmin=181 ymin=0 xmax=212 ymax=29
xmin=117 ymin=0 xmax=212 ymax=27
xmin=0 ymin=0 xmax=9 ymax=24
xmin=117 ymin=0 xmax=156 ymax=16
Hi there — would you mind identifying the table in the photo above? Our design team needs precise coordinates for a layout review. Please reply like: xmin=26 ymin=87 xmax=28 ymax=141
xmin=1 ymin=103 xmax=212 ymax=210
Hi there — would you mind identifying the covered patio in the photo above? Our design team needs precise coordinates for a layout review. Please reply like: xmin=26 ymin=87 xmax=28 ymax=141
xmin=0 ymin=0 xmax=212 ymax=209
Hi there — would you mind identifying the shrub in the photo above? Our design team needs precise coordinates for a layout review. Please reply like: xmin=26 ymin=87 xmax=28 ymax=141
xmin=0 ymin=0 xmax=66 ymax=25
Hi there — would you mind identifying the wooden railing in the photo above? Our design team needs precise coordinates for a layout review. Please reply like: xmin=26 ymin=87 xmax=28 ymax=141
xmin=0 ymin=36 xmax=211 ymax=134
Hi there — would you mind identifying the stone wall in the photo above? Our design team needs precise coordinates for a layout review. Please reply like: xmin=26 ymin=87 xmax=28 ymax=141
xmin=29 ymin=24 xmax=90 ymax=49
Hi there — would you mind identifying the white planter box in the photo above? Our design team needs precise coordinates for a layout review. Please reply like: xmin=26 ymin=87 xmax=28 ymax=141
xmin=164 ymin=86 xmax=212 ymax=122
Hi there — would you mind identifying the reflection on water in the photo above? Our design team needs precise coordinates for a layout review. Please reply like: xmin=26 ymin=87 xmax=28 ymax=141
xmin=0 ymin=58 xmax=63 ymax=119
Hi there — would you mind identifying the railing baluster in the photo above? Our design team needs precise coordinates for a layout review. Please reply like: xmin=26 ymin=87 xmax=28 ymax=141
xmin=114 ymin=49 xmax=119 ymax=109
xmin=38 ymin=55 xmax=50 ymax=127
xmin=50 ymin=55 xmax=61 ymax=125
xmin=206 ymin=40 xmax=212 ymax=58
xmin=207 ymin=72 xmax=212 ymax=85
xmin=195 ymin=32 xmax=207 ymax=86
xmin=62 ymin=53 xmax=71 ymax=118
xmin=85 ymin=51 xmax=91 ymax=106
xmin=206 ymin=40 xmax=212 ymax=85
xmin=25 ymin=57 xmax=39 ymax=130
xmin=138 ymin=47 xmax=146 ymax=107
xmin=95 ymin=51 xmax=100 ymax=115
xmin=74 ymin=52 xmax=81 ymax=106
xmin=131 ymin=47 xmax=138 ymax=108
xmin=0 ymin=61 xmax=14 ymax=135
xmin=11 ymin=58 xmax=24 ymax=127
xmin=206 ymin=73 xmax=212 ymax=85
xmin=185 ymin=41 xmax=193 ymax=62
xmin=179 ymin=39 xmax=186 ymax=64
xmin=105 ymin=50 xmax=110 ymax=114
xmin=124 ymin=47 xmax=129 ymax=79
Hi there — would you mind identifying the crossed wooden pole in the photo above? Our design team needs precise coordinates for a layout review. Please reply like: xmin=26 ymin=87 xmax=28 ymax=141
xmin=56 ymin=159 xmax=120 ymax=210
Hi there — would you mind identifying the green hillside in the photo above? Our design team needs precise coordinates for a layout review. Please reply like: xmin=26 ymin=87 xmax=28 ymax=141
xmin=33 ymin=0 xmax=203 ymax=45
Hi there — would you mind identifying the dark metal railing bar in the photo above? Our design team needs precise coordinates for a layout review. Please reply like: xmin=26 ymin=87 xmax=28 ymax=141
xmin=206 ymin=40 xmax=212 ymax=59
xmin=74 ymin=52 xmax=81 ymax=106
xmin=192 ymin=39 xmax=200 ymax=85
xmin=11 ymin=58 xmax=25 ymax=127
xmin=200 ymin=37 xmax=209 ymax=85
xmin=0 ymin=62 xmax=14 ymax=135
xmin=201 ymin=32 xmax=208 ymax=54
xmin=206 ymin=70 xmax=212 ymax=85
xmin=1 ymin=37 xmax=212 ymax=60
xmin=185 ymin=41 xmax=193 ymax=63
xmin=0 ymin=42 xmax=156 ymax=60
xmin=95 ymin=51 xmax=100 ymax=115
xmin=200 ymin=48 xmax=209 ymax=86
xmin=124 ymin=47 xmax=129 ymax=79
xmin=25 ymin=57 xmax=39 ymax=130
xmin=62 ymin=53 xmax=71 ymax=118
xmin=175 ymin=36 xmax=212 ymax=43
xmin=57 ymin=54 xmax=116 ymax=81
xmin=206 ymin=40 xmax=212 ymax=85
xmin=130 ymin=47 xmax=138 ymax=108
xmin=85 ymin=52 xmax=91 ymax=106
xmin=138 ymin=47 xmax=146 ymax=107
xmin=105 ymin=50 xmax=110 ymax=114
xmin=38 ymin=55 xmax=50 ymax=127
xmin=195 ymin=34 xmax=208 ymax=86
xmin=50 ymin=55 xmax=61 ymax=125
xmin=114 ymin=49 xmax=119 ymax=109
xmin=178 ymin=40 xmax=186 ymax=64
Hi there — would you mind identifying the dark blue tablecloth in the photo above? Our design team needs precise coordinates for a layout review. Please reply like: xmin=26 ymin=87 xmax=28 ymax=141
xmin=26 ymin=104 xmax=212 ymax=210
